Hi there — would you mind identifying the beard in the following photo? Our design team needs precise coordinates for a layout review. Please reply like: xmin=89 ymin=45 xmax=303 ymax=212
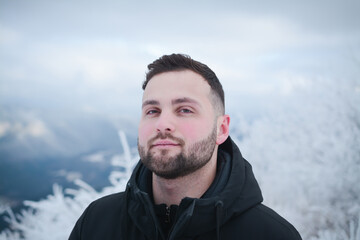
xmin=138 ymin=125 xmax=217 ymax=179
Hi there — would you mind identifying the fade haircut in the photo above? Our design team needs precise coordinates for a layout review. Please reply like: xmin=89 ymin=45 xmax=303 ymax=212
xmin=142 ymin=54 xmax=225 ymax=115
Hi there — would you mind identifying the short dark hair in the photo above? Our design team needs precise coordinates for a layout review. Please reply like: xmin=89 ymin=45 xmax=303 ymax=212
xmin=143 ymin=54 xmax=225 ymax=114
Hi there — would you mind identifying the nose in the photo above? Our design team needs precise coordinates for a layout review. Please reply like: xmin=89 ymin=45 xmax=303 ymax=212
xmin=155 ymin=111 xmax=175 ymax=133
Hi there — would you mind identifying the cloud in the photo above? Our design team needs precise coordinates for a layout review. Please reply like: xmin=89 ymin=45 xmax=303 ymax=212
xmin=0 ymin=0 xmax=359 ymax=118
xmin=0 ymin=25 xmax=21 ymax=45
xmin=21 ymin=119 xmax=51 ymax=138
xmin=0 ymin=119 xmax=51 ymax=140
xmin=82 ymin=152 xmax=107 ymax=163
xmin=54 ymin=169 xmax=82 ymax=182
xmin=0 ymin=122 xmax=11 ymax=138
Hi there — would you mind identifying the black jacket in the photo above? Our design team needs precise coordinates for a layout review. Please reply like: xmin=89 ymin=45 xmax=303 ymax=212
xmin=69 ymin=137 xmax=302 ymax=239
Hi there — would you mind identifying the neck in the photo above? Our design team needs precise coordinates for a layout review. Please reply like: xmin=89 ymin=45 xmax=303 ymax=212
xmin=152 ymin=149 xmax=218 ymax=206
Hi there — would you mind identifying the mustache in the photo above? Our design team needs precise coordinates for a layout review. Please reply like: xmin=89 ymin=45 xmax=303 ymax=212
xmin=148 ymin=132 xmax=185 ymax=147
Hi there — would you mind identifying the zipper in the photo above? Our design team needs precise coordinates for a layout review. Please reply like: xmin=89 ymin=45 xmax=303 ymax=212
xmin=165 ymin=206 xmax=171 ymax=224
xmin=165 ymin=206 xmax=173 ymax=240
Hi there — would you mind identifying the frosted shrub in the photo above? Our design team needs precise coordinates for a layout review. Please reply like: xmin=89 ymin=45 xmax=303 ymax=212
xmin=235 ymin=76 xmax=360 ymax=239
xmin=0 ymin=131 xmax=138 ymax=240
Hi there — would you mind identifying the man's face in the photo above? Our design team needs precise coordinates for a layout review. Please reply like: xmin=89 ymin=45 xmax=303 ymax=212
xmin=138 ymin=70 xmax=218 ymax=179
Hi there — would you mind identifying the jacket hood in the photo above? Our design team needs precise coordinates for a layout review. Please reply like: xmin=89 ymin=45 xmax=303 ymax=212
xmin=126 ymin=136 xmax=263 ymax=239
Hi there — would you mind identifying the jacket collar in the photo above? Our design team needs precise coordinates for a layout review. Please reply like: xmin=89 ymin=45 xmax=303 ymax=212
xmin=126 ymin=136 xmax=263 ymax=239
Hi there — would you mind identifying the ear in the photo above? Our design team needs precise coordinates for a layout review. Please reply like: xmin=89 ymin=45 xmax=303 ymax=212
xmin=216 ymin=114 xmax=230 ymax=145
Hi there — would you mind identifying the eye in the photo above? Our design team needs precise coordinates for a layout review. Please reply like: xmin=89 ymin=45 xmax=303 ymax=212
xmin=178 ymin=108 xmax=193 ymax=114
xmin=145 ymin=109 xmax=160 ymax=115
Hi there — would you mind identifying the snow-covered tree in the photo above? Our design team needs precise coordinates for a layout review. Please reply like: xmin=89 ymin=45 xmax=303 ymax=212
xmin=0 ymin=131 xmax=138 ymax=240
xmin=234 ymin=75 xmax=360 ymax=240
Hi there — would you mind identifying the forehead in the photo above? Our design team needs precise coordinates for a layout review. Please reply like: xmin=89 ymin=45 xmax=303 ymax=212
xmin=142 ymin=70 xmax=212 ymax=104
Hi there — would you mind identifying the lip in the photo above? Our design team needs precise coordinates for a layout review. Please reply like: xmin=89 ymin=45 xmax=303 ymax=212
xmin=151 ymin=140 xmax=180 ymax=148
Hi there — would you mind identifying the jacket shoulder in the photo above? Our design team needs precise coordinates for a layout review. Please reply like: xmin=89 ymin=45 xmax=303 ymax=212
xmin=221 ymin=204 xmax=302 ymax=240
xmin=81 ymin=191 xmax=127 ymax=224
xmin=253 ymin=204 xmax=302 ymax=239
xmin=88 ymin=192 xmax=126 ymax=210
xmin=68 ymin=192 xmax=127 ymax=240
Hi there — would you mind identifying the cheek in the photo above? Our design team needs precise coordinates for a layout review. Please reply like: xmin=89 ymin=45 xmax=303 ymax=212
xmin=138 ymin=122 xmax=153 ymax=145
xmin=178 ymin=120 xmax=211 ymax=141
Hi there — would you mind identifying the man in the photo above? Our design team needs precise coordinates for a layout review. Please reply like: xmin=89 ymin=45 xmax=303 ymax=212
xmin=69 ymin=54 xmax=302 ymax=239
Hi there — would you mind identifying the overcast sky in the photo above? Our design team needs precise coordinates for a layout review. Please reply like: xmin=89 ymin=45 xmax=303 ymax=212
xmin=1 ymin=0 xmax=359 ymax=120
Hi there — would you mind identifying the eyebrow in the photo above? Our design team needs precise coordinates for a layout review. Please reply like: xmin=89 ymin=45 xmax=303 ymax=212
xmin=171 ymin=97 xmax=199 ymax=106
xmin=142 ymin=100 xmax=159 ymax=109
xmin=142 ymin=97 xmax=200 ymax=109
